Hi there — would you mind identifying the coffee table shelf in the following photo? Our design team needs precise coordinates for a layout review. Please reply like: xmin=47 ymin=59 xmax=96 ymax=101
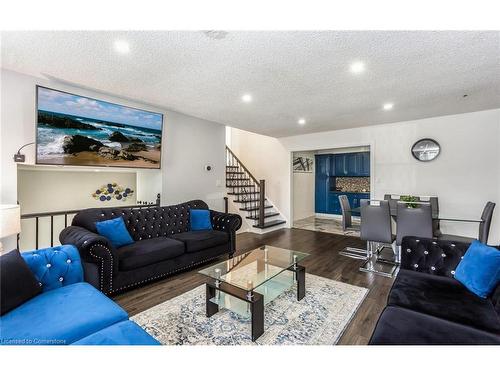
xmin=209 ymin=270 xmax=295 ymax=318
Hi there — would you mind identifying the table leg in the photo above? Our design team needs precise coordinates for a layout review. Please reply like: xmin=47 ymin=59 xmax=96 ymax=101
xmin=206 ymin=283 xmax=219 ymax=317
xmin=296 ymin=265 xmax=306 ymax=301
xmin=250 ymin=293 xmax=264 ymax=342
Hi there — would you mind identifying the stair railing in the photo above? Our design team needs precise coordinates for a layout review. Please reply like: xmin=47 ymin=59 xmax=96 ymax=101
xmin=225 ymin=146 xmax=261 ymax=188
xmin=225 ymin=146 xmax=266 ymax=228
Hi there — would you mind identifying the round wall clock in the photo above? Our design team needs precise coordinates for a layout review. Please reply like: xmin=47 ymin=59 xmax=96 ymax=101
xmin=411 ymin=138 xmax=441 ymax=162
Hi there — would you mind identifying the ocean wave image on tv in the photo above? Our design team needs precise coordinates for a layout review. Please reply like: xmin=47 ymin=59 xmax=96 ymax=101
xmin=36 ymin=86 xmax=163 ymax=169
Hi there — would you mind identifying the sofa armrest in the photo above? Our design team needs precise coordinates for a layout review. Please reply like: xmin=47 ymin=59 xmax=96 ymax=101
xmin=400 ymin=236 xmax=470 ymax=278
xmin=210 ymin=210 xmax=242 ymax=254
xmin=59 ymin=226 xmax=116 ymax=294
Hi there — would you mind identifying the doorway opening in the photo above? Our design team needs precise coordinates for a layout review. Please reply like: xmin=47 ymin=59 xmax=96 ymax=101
xmin=292 ymin=146 xmax=371 ymax=236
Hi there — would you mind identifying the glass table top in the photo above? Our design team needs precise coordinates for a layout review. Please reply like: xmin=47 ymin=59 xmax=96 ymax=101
xmin=348 ymin=207 xmax=482 ymax=222
xmin=199 ymin=245 xmax=309 ymax=291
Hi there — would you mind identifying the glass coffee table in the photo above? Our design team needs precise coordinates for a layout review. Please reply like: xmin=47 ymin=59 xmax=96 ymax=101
xmin=199 ymin=245 xmax=309 ymax=341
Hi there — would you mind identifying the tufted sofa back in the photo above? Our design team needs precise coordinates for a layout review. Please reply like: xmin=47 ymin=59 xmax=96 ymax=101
xmin=401 ymin=236 xmax=470 ymax=278
xmin=21 ymin=245 xmax=83 ymax=292
xmin=71 ymin=200 xmax=209 ymax=243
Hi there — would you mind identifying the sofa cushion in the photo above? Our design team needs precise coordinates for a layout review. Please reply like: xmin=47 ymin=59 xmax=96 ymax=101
xmin=118 ymin=237 xmax=185 ymax=271
xmin=96 ymin=217 xmax=134 ymax=248
xmin=0 ymin=282 xmax=128 ymax=345
xmin=388 ymin=269 xmax=500 ymax=333
xmin=0 ymin=249 xmax=42 ymax=316
xmin=454 ymin=240 xmax=500 ymax=298
xmin=189 ymin=209 xmax=212 ymax=231
xmin=72 ymin=320 xmax=160 ymax=345
xmin=370 ymin=306 xmax=500 ymax=345
xmin=171 ymin=230 xmax=228 ymax=253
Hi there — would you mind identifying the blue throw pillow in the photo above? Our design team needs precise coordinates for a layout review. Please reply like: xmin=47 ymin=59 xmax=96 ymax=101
xmin=95 ymin=217 xmax=134 ymax=248
xmin=454 ymin=240 xmax=500 ymax=298
xmin=190 ymin=209 xmax=212 ymax=231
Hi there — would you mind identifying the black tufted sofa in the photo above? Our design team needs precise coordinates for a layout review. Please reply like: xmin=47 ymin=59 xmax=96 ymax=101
xmin=369 ymin=237 xmax=500 ymax=344
xmin=59 ymin=200 xmax=242 ymax=295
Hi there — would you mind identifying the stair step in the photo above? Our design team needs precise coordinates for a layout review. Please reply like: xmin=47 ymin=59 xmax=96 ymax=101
xmin=228 ymin=191 xmax=260 ymax=196
xmin=226 ymin=178 xmax=250 ymax=181
xmin=246 ymin=212 xmax=280 ymax=220
xmin=226 ymin=171 xmax=245 ymax=175
xmin=253 ymin=220 xmax=287 ymax=229
xmin=226 ymin=184 xmax=256 ymax=188
xmin=239 ymin=205 xmax=273 ymax=212
xmin=233 ymin=198 xmax=266 ymax=203
xmin=226 ymin=166 xmax=239 ymax=169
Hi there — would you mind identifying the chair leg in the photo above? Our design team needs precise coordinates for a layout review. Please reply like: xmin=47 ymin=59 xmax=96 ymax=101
xmin=339 ymin=240 xmax=369 ymax=260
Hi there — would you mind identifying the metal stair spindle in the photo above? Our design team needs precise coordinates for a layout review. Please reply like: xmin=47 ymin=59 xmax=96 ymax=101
xmin=258 ymin=180 xmax=265 ymax=228
xmin=225 ymin=146 xmax=286 ymax=230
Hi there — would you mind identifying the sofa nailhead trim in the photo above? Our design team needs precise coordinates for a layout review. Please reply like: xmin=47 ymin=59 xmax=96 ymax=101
xmin=110 ymin=254 xmax=228 ymax=294
xmin=89 ymin=243 xmax=114 ymax=293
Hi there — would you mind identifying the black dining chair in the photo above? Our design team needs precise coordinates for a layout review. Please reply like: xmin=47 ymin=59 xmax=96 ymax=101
xmin=396 ymin=202 xmax=433 ymax=262
xmin=438 ymin=202 xmax=496 ymax=244
xmin=358 ymin=200 xmax=398 ymax=276
xmin=338 ymin=195 xmax=360 ymax=234
xmin=383 ymin=194 xmax=399 ymax=213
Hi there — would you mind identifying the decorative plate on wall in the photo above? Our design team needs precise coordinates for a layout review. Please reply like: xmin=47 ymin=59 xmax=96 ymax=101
xmin=92 ymin=183 xmax=134 ymax=202
xmin=411 ymin=138 xmax=441 ymax=162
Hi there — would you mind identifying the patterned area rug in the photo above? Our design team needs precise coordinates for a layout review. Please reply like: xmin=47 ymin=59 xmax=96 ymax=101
xmin=131 ymin=274 xmax=368 ymax=345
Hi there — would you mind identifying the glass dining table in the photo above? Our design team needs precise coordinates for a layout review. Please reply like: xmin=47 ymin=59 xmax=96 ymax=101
xmin=348 ymin=207 xmax=483 ymax=223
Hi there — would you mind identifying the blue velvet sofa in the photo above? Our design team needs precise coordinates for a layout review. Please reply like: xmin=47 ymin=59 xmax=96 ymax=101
xmin=0 ymin=245 xmax=159 ymax=345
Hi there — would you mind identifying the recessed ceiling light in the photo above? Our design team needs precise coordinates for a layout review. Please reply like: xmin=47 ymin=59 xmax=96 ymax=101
xmin=114 ymin=40 xmax=130 ymax=54
xmin=241 ymin=94 xmax=253 ymax=103
xmin=298 ymin=118 xmax=306 ymax=125
xmin=350 ymin=61 xmax=365 ymax=74
xmin=383 ymin=103 xmax=394 ymax=111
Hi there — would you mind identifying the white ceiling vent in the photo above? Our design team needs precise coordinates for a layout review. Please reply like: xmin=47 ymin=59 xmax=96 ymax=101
xmin=202 ymin=30 xmax=228 ymax=40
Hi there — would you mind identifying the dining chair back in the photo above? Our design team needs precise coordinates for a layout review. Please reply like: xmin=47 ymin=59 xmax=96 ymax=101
xmin=479 ymin=202 xmax=496 ymax=244
xmin=417 ymin=196 xmax=440 ymax=236
xmin=338 ymin=195 xmax=354 ymax=232
xmin=383 ymin=194 xmax=400 ymax=213
xmin=396 ymin=202 xmax=433 ymax=246
xmin=360 ymin=200 xmax=393 ymax=244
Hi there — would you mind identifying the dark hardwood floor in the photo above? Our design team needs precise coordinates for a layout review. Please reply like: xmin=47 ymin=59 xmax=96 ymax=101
xmin=113 ymin=228 xmax=394 ymax=345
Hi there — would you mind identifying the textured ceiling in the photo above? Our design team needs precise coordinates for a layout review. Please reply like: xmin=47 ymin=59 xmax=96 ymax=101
xmin=1 ymin=31 xmax=499 ymax=137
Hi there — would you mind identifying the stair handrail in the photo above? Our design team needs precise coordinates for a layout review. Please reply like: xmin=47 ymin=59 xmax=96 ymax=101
xmin=225 ymin=146 xmax=261 ymax=188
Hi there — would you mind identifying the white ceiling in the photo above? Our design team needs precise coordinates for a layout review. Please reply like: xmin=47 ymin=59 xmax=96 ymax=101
xmin=1 ymin=31 xmax=499 ymax=137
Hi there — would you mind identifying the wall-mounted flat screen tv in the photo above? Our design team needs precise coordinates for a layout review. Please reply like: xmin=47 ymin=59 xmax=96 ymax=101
xmin=36 ymin=86 xmax=163 ymax=169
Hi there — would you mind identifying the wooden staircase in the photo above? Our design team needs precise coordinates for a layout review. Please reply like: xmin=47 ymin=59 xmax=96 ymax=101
xmin=226 ymin=146 xmax=286 ymax=230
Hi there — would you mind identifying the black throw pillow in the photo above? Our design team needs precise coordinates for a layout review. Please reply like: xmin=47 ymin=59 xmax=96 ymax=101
xmin=0 ymin=249 xmax=42 ymax=316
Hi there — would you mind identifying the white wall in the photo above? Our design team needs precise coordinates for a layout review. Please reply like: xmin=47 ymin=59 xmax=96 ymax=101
xmin=228 ymin=127 xmax=291 ymax=223
xmin=1 ymin=69 xmax=226 ymax=250
xmin=229 ymin=109 xmax=500 ymax=244
xmin=161 ymin=110 xmax=225 ymax=211
xmin=292 ymin=151 xmax=315 ymax=221
xmin=17 ymin=168 xmax=137 ymax=249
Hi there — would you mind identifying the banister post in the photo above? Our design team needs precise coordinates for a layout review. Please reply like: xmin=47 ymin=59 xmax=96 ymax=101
xmin=259 ymin=180 xmax=265 ymax=228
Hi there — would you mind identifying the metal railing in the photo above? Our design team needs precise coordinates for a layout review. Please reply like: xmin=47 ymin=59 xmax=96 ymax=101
xmin=18 ymin=194 xmax=161 ymax=250
xmin=225 ymin=146 xmax=266 ymax=228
